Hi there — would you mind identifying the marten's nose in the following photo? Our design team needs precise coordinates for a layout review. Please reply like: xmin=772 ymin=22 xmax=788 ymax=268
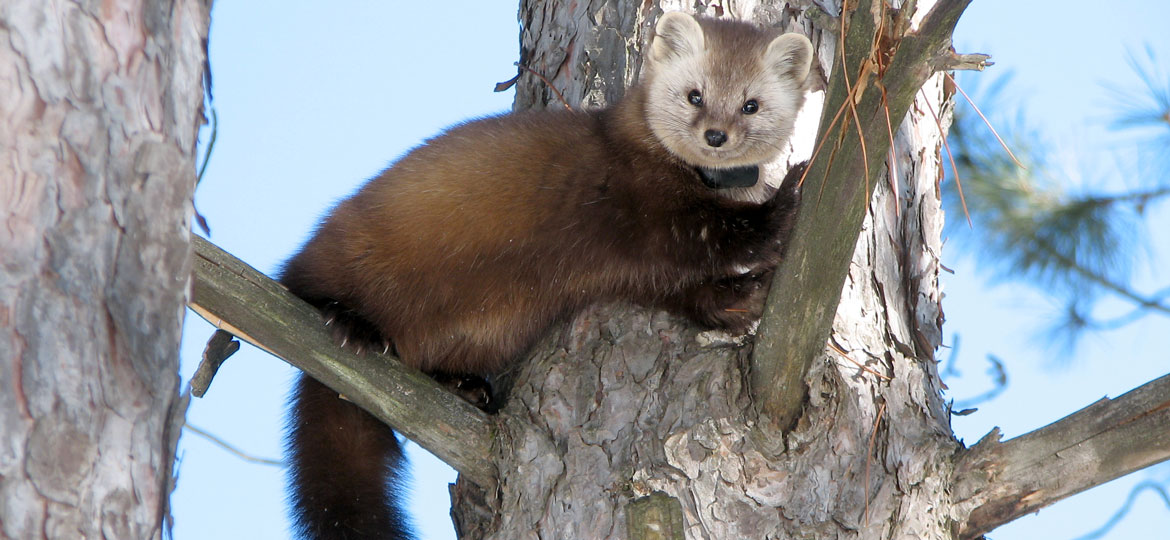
xmin=704 ymin=130 xmax=728 ymax=147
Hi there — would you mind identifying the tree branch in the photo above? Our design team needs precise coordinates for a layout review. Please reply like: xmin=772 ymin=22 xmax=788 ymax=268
xmin=939 ymin=52 xmax=992 ymax=72
xmin=1078 ymin=184 xmax=1170 ymax=209
xmin=187 ymin=235 xmax=498 ymax=487
xmin=751 ymin=0 xmax=972 ymax=431
xmin=1035 ymin=240 xmax=1170 ymax=316
xmin=952 ymin=373 xmax=1170 ymax=539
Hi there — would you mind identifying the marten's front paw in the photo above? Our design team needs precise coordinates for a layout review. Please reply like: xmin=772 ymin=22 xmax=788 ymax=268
xmin=782 ymin=161 xmax=808 ymax=189
xmin=688 ymin=271 xmax=772 ymax=334
xmin=431 ymin=372 xmax=493 ymax=411
xmin=762 ymin=160 xmax=804 ymax=260
xmin=320 ymin=302 xmax=393 ymax=356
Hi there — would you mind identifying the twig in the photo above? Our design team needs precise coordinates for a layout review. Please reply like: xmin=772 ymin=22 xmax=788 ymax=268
xmin=839 ymin=0 xmax=873 ymax=200
xmin=829 ymin=341 xmax=891 ymax=381
xmin=190 ymin=329 xmax=239 ymax=398
xmin=1034 ymin=241 xmax=1170 ymax=315
xmin=514 ymin=62 xmax=573 ymax=111
xmin=184 ymin=422 xmax=283 ymax=467
xmin=805 ymin=0 xmax=878 ymax=205
xmin=1078 ymin=185 xmax=1170 ymax=209
xmin=196 ymin=108 xmax=218 ymax=185
xmin=944 ymin=71 xmax=1024 ymax=169
xmin=881 ymin=84 xmax=899 ymax=215
xmin=865 ymin=401 xmax=887 ymax=526
xmin=939 ymin=52 xmax=993 ymax=72
xmin=193 ymin=108 xmax=218 ymax=236
xmin=801 ymin=88 xmax=852 ymax=191
xmin=1079 ymin=302 xmax=1162 ymax=331
xmin=921 ymin=87 xmax=971 ymax=226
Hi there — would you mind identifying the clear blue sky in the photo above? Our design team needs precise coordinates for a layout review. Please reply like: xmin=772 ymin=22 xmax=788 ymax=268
xmin=173 ymin=2 xmax=1170 ymax=539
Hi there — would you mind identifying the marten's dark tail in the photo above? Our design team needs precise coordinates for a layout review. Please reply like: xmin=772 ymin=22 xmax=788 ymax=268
xmin=286 ymin=373 xmax=412 ymax=540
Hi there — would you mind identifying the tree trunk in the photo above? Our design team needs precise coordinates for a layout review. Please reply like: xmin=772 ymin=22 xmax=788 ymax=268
xmin=0 ymin=1 xmax=209 ymax=538
xmin=451 ymin=1 xmax=957 ymax=537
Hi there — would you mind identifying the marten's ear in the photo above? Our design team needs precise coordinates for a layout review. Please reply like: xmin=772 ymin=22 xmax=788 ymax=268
xmin=649 ymin=12 xmax=705 ymax=64
xmin=765 ymin=33 xmax=813 ymax=85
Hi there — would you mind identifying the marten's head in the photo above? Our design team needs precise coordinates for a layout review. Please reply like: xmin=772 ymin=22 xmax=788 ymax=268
xmin=643 ymin=12 xmax=813 ymax=172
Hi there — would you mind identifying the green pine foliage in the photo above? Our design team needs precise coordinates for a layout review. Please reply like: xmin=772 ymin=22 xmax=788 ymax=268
xmin=942 ymin=51 xmax=1170 ymax=348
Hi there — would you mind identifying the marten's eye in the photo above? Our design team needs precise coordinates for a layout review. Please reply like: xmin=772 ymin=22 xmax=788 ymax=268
xmin=741 ymin=99 xmax=759 ymax=114
xmin=687 ymin=89 xmax=703 ymax=107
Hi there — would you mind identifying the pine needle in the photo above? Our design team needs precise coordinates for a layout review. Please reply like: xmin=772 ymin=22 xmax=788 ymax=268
xmin=945 ymin=71 xmax=1025 ymax=169
xmin=921 ymin=87 xmax=971 ymax=227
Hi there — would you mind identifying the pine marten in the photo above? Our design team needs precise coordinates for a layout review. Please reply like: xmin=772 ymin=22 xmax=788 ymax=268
xmin=280 ymin=12 xmax=814 ymax=540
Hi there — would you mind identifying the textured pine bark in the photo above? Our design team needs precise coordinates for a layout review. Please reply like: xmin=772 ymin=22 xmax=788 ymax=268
xmin=0 ymin=0 xmax=209 ymax=538
xmin=452 ymin=1 xmax=958 ymax=538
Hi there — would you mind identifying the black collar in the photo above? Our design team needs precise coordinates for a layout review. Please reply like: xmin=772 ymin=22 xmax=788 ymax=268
xmin=695 ymin=165 xmax=760 ymax=189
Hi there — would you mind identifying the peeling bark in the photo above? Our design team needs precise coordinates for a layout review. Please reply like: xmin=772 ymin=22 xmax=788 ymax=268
xmin=0 ymin=1 xmax=209 ymax=538
xmin=451 ymin=1 xmax=959 ymax=538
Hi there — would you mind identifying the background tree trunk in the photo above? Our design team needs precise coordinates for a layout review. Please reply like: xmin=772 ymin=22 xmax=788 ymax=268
xmin=452 ymin=1 xmax=956 ymax=537
xmin=0 ymin=1 xmax=209 ymax=538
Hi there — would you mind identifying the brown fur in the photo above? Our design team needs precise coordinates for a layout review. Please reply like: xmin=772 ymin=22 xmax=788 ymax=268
xmin=286 ymin=377 xmax=410 ymax=539
xmin=281 ymin=13 xmax=810 ymax=540
xmin=281 ymin=87 xmax=801 ymax=374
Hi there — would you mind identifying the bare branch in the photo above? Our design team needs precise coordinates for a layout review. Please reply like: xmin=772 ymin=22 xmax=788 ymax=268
xmin=938 ymin=52 xmax=992 ymax=71
xmin=1078 ymin=185 xmax=1170 ymax=209
xmin=188 ymin=235 xmax=499 ymax=487
xmin=952 ymin=373 xmax=1170 ymax=539
xmin=183 ymin=422 xmax=282 ymax=467
xmin=1034 ymin=240 xmax=1170 ymax=316
xmin=751 ymin=0 xmax=973 ymax=431
xmin=190 ymin=329 xmax=238 ymax=397
xmin=513 ymin=62 xmax=573 ymax=110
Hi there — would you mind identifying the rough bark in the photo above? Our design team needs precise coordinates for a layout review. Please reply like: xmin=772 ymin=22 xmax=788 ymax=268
xmin=450 ymin=1 xmax=958 ymax=538
xmin=0 ymin=1 xmax=209 ymax=538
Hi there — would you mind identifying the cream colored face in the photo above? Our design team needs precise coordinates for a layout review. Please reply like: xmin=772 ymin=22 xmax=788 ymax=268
xmin=644 ymin=12 xmax=813 ymax=169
